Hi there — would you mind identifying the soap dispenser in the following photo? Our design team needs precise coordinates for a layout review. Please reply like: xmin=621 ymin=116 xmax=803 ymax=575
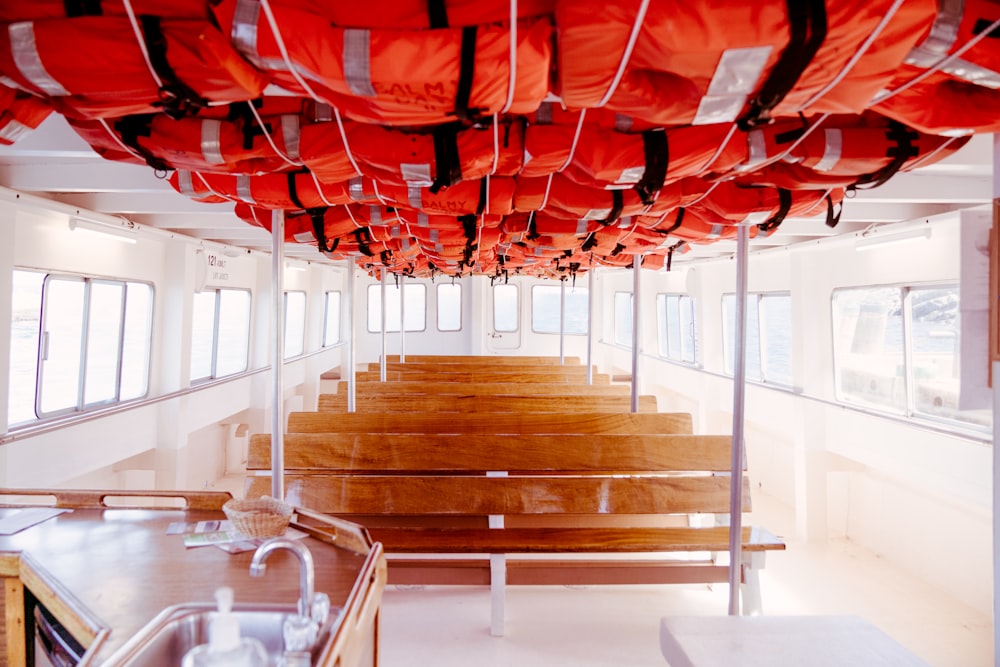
xmin=181 ymin=587 xmax=268 ymax=667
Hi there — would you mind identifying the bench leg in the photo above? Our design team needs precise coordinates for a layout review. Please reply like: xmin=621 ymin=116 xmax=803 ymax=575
xmin=741 ymin=551 xmax=766 ymax=616
xmin=490 ymin=554 xmax=506 ymax=637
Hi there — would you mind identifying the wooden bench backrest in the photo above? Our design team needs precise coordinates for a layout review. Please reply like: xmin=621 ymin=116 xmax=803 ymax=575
xmin=336 ymin=381 xmax=631 ymax=396
xmin=355 ymin=370 xmax=609 ymax=384
xmin=246 ymin=474 xmax=749 ymax=516
xmin=286 ymin=411 xmax=693 ymax=434
xmin=382 ymin=355 xmax=581 ymax=366
xmin=316 ymin=393 xmax=658 ymax=413
xmin=248 ymin=433 xmax=733 ymax=472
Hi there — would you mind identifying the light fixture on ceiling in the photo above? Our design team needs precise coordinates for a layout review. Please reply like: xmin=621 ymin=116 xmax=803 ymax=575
xmin=855 ymin=226 xmax=931 ymax=252
xmin=285 ymin=260 xmax=308 ymax=272
xmin=68 ymin=217 xmax=137 ymax=244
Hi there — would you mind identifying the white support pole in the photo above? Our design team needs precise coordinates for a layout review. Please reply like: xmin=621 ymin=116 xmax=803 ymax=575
xmin=630 ymin=256 xmax=643 ymax=413
xmin=270 ymin=210 xmax=285 ymax=501
xmin=587 ymin=269 xmax=594 ymax=385
xmin=380 ymin=269 xmax=387 ymax=382
xmin=399 ymin=274 xmax=406 ymax=363
xmin=559 ymin=278 xmax=566 ymax=365
xmin=728 ymin=224 xmax=751 ymax=615
xmin=991 ymin=133 xmax=999 ymax=665
xmin=346 ymin=258 xmax=356 ymax=413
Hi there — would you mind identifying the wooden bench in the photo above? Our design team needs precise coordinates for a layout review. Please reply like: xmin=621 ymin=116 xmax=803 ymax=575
xmin=366 ymin=362 xmax=597 ymax=375
xmin=355 ymin=370 xmax=611 ymax=384
xmin=317 ymin=392 xmax=658 ymax=412
xmin=249 ymin=412 xmax=784 ymax=634
xmin=382 ymin=355 xmax=582 ymax=366
xmin=333 ymin=380 xmax=632 ymax=396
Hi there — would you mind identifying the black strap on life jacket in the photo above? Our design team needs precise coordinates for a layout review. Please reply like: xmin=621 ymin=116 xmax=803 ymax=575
xmin=307 ymin=208 xmax=339 ymax=253
xmin=427 ymin=0 xmax=449 ymax=28
xmin=287 ymin=172 xmax=305 ymax=209
xmin=659 ymin=207 xmax=686 ymax=236
xmin=454 ymin=27 xmax=483 ymax=124
xmin=113 ymin=115 xmax=173 ymax=172
xmin=757 ymin=188 xmax=792 ymax=233
xmin=354 ymin=227 xmax=375 ymax=256
xmin=599 ymin=190 xmax=624 ymax=225
xmin=973 ymin=18 xmax=1000 ymax=37
xmin=430 ymin=123 xmax=463 ymax=194
xmin=474 ymin=177 xmax=488 ymax=215
xmin=139 ymin=15 xmax=208 ymax=119
xmin=666 ymin=242 xmax=686 ymax=271
xmin=825 ymin=192 xmax=843 ymax=228
xmin=610 ymin=243 xmax=626 ymax=257
xmin=581 ymin=232 xmax=599 ymax=252
xmin=63 ymin=0 xmax=103 ymax=16
xmin=849 ymin=121 xmax=919 ymax=193
xmin=525 ymin=211 xmax=540 ymax=240
xmin=738 ymin=0 xmax=828 ymax=130
xmin=635 ymin=129 xmax=668 ymax=206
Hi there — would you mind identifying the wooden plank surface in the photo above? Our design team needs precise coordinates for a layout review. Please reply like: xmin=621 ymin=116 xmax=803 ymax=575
xmin=286 ymin=411 xmax=693 ymax=435
xmin=382 ymin=355 xmax=581 ymax=366
xmin=354 ymin=370 xmax=611 ymax=384
xmin=369 ymin=525 xmax=785 ymax=553
xmin=366 ymin=362 xmax=596 ymax=374
xmin=248 ymin=433 xmax=734 ymax=472
xmin=317 ymin=393 xmax=657 ymax=413
xmin=246 ymin=475 xmax=749 ymax=515
xmin=336 ymin=381 xmax=632 ymax=396
xmin=2 ymin=576 xmax=24 ymax=667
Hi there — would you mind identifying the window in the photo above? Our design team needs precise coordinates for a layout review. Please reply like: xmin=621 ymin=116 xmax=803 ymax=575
xmin=614 ymin=292 xmax=633 ymax=346
xmin=9 ymin=270 xmax=153 ymax=424
xmin=493 ymin=284 xmax=518 ymax=332
xmin=531 ymin=285 xmax=589 ymax=334
xmin=723 ymin=293 xmax=790 ymax=386
xmin=323 ymin=291 xmax=341 ymax=346
xmin=191 ymin=288 xmax=251 ymax=382
xmin=656 ymin=293 xmax=697 ymax=364
xmin=437 ymin=283 xmax=462 ymax=331
xmin=832 ymin=284 xmax=988 ymax=428
xmin=284 ymin=290 xmax=307 ymax=358
xmin=367 ymin=283 xmax=427 ymax=332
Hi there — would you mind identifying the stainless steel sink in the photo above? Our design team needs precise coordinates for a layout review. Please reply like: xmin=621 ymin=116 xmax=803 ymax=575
xmin=106 ymin=602 xmax=341 ymax=666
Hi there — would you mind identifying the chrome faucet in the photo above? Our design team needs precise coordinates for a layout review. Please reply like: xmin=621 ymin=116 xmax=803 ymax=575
xmin=250 ymin=537 xmax=315 ymax=618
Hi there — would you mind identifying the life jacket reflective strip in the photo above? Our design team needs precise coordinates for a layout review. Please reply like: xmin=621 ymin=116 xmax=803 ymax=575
xmin=213 ymin=0 xmax=552 ymax=125
xmin=0 ymin=17 xmax=267 ymax=119
xmin=376 ymin=177 xmax=516 ymax=216
xmin=900 ymin=0 xmax=1000 ymax=91
xmin=283 ymin=0 xmax=555 ymax=29
xmin=170 ymin=170 xmax=382 ymax=209
xmin=0 ymin=0 xmax=211 ymax=20
xmin=0 ymin=84 xmax=51 ymax=144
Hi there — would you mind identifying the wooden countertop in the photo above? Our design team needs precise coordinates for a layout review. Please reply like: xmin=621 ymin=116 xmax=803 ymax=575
xmin=0 ymin=503 xmax=378 ymax=665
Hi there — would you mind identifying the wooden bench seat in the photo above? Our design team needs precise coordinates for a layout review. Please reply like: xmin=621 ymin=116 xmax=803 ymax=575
xmin=248 ymin=414 xmax=783 ymax=634
xmin=382 ymin=355 xmax=581 ymax=366
xmin=356 ymin=369 xmax=608 ymax=384
xmin=334 ymin=380 xmax=632 ymax=396
xmin=316 ymin=392 xmax=658 ymax=412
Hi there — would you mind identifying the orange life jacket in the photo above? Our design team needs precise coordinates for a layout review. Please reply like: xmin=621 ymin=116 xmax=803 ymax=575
xmin=513 ymin=174 xmax=649 ymax=222
xmin=212 ymin=0 xmax=552 ymax=125
xmin=0 ymin=0 xmax=210 ymax=20
xmin=375 ymin=177 xmax=516 ymax=216
xmin=554 ymin=0 xmax=936 ymax=127
xmin=170 ymin=170 xmax=383 ymax=209
xmin=283 ymin=0 xmax=555 ymax=28
xmin=0 ymin=84 xmax=52 ymax=145
xmin=0 ymin=17 xmax=267 ymax=119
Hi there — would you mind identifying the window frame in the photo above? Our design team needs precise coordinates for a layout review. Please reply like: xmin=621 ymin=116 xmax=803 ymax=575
xmin=366 ymin=283 xmax=428 ymax=333
xmin=436 ymin=283 xmax=463 ymax=332
xmin=322 ymin=290 xmax=342 ymax=346
xmin=655 ymin=292 xmax=698 ymax=365
xmin=722 ymin=291 xmax=792 ymax=388
xmin=283 ymin=289 xmax=307 ymax=359
xmin=492 ymin=283 xmax=519 ymax=333
xmin=190 ymin=287 xmax=252 ymax=384
xmin=530 ymin=284 xmax=589 ymax=335
xmin=613 ymin=291 xmax=633 ymax=347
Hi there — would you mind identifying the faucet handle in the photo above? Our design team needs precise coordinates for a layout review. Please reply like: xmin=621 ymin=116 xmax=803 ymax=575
xmin=310 ymin=592 xmax=331 ymax=626
xmin=283 ymin=613 xmax=319 ymax=652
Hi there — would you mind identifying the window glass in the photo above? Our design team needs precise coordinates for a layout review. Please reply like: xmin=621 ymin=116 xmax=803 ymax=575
xmin=8 ymin=270 xmax=44 ymax=425
xmin=217 ymin=290 xmax=251 ymax=375
xmin=832 ymin=287 xmax=906 ymax=412
xmin=284 ymin=290 xmax=306 ymax=358
xmin=38 ymin=277 xmax=85 ymax=414
xmin=909 ymin=287 xmax=962 ymax=420
xmin=16 ymin=272 xmax=154 ymax=421
xmin=437 ymin=283 xmax=462 ymax=331
xmin=760 ymin=294 xmax=791 ymax=386
xmin=656 ymin=293 xmax=698 ymax=364
xmin=191 ymin=288 xmax=251 ymax=382
xmin=723 ymin=294 xmax=763 ymax=381
xmin=531 ymin=285 xmax=589 ymax=334
xmin=493 ymin=284 xmax=518 ymax=333
xmin=323 ymin=291 xmax=342 ymax=346
xmin=367 ymin=284 xmax=427 ymax=332
xmin=614 ymin=292 xmax=633 ymax=347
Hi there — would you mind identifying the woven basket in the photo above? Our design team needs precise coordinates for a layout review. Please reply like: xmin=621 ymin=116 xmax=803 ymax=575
xmin=223 ymin=497 xmax=293 ymax=539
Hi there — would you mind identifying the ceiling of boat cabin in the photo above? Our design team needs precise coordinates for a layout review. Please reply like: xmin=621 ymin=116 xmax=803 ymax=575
xmin=0 ymin=3 xmax=995 ymax=277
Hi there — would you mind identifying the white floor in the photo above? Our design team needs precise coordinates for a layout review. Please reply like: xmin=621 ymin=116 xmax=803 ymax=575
xmin=376 ymin=493 xmax=993 ymax=667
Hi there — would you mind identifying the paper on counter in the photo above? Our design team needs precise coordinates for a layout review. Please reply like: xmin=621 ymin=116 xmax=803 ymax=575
xmin=0 ymin=507 xmax=70 ymax=535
